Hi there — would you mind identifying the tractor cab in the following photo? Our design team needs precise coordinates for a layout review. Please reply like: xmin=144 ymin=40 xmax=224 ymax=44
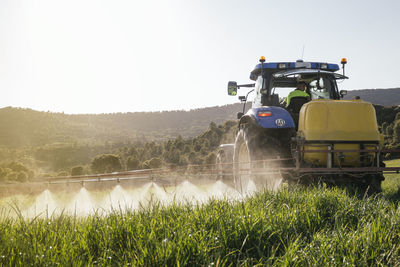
xmin=228 ymin=58 xmax=348 ymax=117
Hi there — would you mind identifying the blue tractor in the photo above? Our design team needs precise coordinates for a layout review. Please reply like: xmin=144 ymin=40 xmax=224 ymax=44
xmin=221 ymin=56 xmax=388 ymax=193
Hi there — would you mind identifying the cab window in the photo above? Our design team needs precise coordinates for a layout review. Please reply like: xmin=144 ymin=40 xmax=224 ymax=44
xmin=308 ymin=77 xmax=335 ymax=100
xmin=252 ymin=75 xmax=264 ymax=107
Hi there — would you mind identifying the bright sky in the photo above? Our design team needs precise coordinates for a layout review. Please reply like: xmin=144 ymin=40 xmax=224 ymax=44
xmin=1 ymin=0 xmax=400 ymax=114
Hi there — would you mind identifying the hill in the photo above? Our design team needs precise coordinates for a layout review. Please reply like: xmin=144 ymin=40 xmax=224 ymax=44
xmin=0 ymin=104 xmax=248 ymax=148
xmin=343 ymin=88 xmax=400 ymax=106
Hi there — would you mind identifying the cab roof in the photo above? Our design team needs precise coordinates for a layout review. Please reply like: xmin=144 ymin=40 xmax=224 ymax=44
xmin=250 ymin=60 xmax=340 ymax=81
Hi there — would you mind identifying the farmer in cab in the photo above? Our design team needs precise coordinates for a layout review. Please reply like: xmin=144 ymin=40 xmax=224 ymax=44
xmin=284 ymin=81 xmax=310 ymax=107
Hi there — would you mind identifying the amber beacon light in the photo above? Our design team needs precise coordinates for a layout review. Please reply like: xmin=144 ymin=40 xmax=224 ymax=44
xmin=341 ymin=58 xmax=347 ymax=76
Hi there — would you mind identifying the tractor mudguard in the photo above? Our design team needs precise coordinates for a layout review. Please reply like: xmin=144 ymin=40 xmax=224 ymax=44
xmin=239 ymin=106 xmax=295 ymax=129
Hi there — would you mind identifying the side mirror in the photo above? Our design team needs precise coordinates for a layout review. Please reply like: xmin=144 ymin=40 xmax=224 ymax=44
xmin=340 ymin=90 xmax=348 ymax=98
xmin=237 ymin=112 xmax=244 ymax=119
xmin=227 ymin=81 xmax=238 ymax=96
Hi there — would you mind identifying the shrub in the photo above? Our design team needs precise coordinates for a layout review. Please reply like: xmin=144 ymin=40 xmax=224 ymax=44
xmin=204 ymin=152 xmax=217 ymax=165
xmin=5 ymin=162 xmax=34 ymax=180
xmin=393 ymin=120 xmax=400 ymax=144
xmin=16 ymin=171 xmax=28 ymax=182
xmin=6 ymin=171 xmax=18 ymax=181
xmin=57 ymin=171 xmax=69 ymax=177
xmin=71 ymin=166 xmax=85 ymax=176
xmin=0 ymin=167 xmax=8 ymax=182
xmin=126 ymin=156 xmax=140 ymax=170
xmin=148 ymin=157 xmax=162 ymax=169
xmin=91 ymin=154 xmax=123 ymax=174
xmin=7 ymin=162 xmax=29 ymax=173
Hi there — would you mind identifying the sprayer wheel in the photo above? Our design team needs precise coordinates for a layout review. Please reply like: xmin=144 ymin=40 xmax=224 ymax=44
xmin=364 ymin=174 xmax=383 ymax=194
xmin=233 ymin=128 xmax=251 ymax=193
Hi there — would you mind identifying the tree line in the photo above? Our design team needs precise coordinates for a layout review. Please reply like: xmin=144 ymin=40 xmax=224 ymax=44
xmin=85 ymin=121 xmax=237 ymax=174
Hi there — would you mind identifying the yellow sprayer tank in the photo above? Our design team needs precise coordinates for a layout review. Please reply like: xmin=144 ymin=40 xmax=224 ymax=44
xmin=297 ymin=99 xmax=383 ymax=167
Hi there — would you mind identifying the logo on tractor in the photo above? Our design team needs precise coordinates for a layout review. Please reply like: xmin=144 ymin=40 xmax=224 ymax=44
xmin=275 ymin=119 xmax=286 ymax=127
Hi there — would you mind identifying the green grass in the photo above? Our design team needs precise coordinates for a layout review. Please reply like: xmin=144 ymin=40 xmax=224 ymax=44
xmin=382 ymin=159 xmax=400 ymax=200
xmin=1 ymin=165 xmax=400 ymax=266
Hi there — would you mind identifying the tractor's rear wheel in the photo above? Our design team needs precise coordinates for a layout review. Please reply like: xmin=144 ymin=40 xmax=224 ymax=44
xmin=233 ymin=126 xmax=286 ymax=193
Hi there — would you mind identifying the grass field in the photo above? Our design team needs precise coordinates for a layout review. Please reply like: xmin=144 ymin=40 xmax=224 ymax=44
xmin=1 ymin=161 xmax=400 ymax=266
